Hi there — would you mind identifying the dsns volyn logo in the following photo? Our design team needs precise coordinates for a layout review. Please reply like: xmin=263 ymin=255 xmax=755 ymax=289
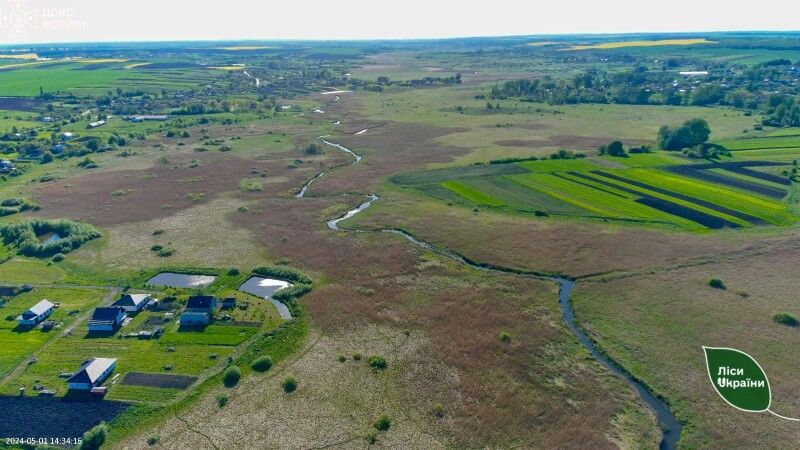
xmin=0 ymin=0 xmax=36 ymax=37
xmin=0 ymin=0 xmax=86 ymax=40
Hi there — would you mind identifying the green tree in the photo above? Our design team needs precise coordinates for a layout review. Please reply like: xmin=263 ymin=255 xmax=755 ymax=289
xmin=79 ymin=422 xmax=108 ymax=450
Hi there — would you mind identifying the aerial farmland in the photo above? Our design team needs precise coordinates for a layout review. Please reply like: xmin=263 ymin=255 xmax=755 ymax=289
xmin=0 ymin=10 xmax=798 ymax=450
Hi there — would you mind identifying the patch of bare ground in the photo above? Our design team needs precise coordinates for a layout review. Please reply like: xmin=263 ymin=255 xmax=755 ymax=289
xmin=30 ymin=151 xmax=321 ymax=226
xmin=571 ymin=240 xmax=800 ymax=448
xmin=70 ymin=198 xmax=267 ymax=271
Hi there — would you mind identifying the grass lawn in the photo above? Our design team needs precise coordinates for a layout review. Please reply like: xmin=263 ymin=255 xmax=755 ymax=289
xmin=0 ymin=287 xmax=105 ymax=376
xmin=0 ymin=257 xmax=66 ymax=284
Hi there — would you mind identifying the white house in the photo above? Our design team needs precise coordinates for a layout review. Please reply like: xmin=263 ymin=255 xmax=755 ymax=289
xmin=67 ymin=357 xmax=117 ymax=391
xmin=88 ymin=307 xmax=126 ymax=332
xmin=17 ymin=299 xmax=55 ymax=326
xmin=112 ymin=293 xmax=152 ymax=313
xmin=61 ymin=132 xmax=74 ymax=141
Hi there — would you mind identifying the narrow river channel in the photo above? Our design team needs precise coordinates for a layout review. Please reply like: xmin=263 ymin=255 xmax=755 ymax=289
xmin=318 ymin=139 xmax=682 ymax=449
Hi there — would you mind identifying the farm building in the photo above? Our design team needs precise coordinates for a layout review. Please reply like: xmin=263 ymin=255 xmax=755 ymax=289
xmin=87 ymin=119 xmax=106 ymax=128
xmin=180 ymin=295 xmax=217 ymax=325
xmin=679 ymin=71 xmax=709 ymax=76
xmin=66 ymin=357 xmax=117 ymax=391
xmin=113 ymin=293 xmax=152 ymax=313
xmin=17 ymin=299 xmax=55 ymax=326
xmin=128 ymin=115 xmax=168 ymax=122
xmin=88 ymin=307 xmax=126 ymax=332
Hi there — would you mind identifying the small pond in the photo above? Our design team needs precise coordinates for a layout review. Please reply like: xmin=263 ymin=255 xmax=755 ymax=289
xmin=37 ymin=233 xmax=61 ymax=245
xmin=239 ymin=276 xmax=292 ymax=320
xmin=147 ymin=272 xmax=217 ymax=288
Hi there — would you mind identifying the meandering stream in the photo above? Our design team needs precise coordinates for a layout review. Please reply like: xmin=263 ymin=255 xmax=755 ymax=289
xmin=315 ymin=138 xmax=682 ymax=449
xmin=295 ymin=137 xmax=364 ymax=198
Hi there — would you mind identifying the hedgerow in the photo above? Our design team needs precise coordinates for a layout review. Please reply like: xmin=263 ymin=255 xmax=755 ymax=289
xmin=252 ymin=265 xmax=311 ymax=284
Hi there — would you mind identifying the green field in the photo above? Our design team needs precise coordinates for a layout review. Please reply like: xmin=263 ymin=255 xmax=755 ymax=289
xmin=396 ymin=152 xmax=796 ymax=231
xmin=0 ymin=287 xmax=105 ymax=376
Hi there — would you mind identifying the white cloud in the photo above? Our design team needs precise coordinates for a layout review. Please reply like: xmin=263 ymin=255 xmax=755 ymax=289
xmin=1 ymin=0 xmax=798 ymax=44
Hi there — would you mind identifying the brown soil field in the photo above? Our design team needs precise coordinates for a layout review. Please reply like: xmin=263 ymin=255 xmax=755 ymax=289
xmin=308 ymin=122 xmax=470 ymax=195
xmin=31 ymin=151 xmax=327 ymax=227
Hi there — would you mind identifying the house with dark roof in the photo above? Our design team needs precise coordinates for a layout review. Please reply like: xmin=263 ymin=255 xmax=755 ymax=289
xmin=220 ymin=297 xmax=236 ymax=309
xmin=180 ymin=295 xmax=217 ymax=326
xmin=67 ymin=357 xmax=117 ymax=391
xmin=113 ymin=293 xmax=152 ymax=313
xmin=88 ymin=307 xmax=126 ymax=332
xmin=17 ymin=299 xmax=55 ymax=326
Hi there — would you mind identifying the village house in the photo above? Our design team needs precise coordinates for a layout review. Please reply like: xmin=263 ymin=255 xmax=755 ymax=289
xmin=88 ymin=307 xmax=126 ymax=332
xmin=180 ymin=295 xmax=217 ymax=326
xmin=66 ymin=357 xmax=117 ymax=391
xmin=17 ymin=299 xmax=55 ymax=326
xmin=112 ymin=293 xmax=153 ymax=313
xmin=0 ymin=160 xmax=14 ymax=173
xmin=60 ymin=131 xmax=74 ymax=141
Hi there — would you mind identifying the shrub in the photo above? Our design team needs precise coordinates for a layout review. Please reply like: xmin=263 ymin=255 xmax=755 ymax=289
xmin=217 ymin=394 xmax=229 ymax=407
xmin=272 ymin=283 xmax=312 ymax=303
xmin=373 ymin=414 xmax=391 ymax=432
xmin=147 ymin=436 xmax=159 ymax=446
xmin=708 ymin=278 xmax=726 ymax=290
xmin=773 ymin=313 xmax=799 ymax=327
xmin=499 ymin=331 xmax=512 ymax=343
xmin=304 ymin=143 xmax=322 ymax=155
xmin=79 ymin=422 xmax=108 ymax=450
xmin=352 ymin=353 xmax=362 ymax=361
xmin=227 ymin=267 xmax=240 ymax=276
xmin=157 ymin=248 xmax=174 ymax=257
xmin=239 ymin=179 xmax=263 ymax=192
xmin=51 ymin=253 xmax=65 ymax=262
xmin=282 ymin=375 xmax=298 ymax=393
xmin=432 ymin=403 xmax=445 ymax=418
xmin=251 ymin=356 xmax=273 ymax=372
xmin=368 ymin=355 xmax=387 ymax=371
xmin=150 ymin=244 xmax=163 ymax=252
xmin=337 ymin=354 xmax=347 ymax=363
xmin=223 ymin=366 xmax=241 ymax=387
xmin=252 ymin=265 xmax=311 ymax=284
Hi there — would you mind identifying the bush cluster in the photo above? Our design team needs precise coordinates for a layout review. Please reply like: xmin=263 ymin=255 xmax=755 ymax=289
xmin=0 ymin=219 xmax=101 ymax=257
xmin=252 ymin=265 xmax=312 ymax=284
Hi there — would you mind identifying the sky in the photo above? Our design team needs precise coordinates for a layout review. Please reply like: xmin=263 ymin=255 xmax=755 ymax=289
xmin=1 ymin=0 xmax=799 ymax=44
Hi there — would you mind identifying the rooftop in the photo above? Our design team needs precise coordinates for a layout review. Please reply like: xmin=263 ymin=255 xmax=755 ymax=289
xmin=67 ymin=357 xmax=117 ymax=385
